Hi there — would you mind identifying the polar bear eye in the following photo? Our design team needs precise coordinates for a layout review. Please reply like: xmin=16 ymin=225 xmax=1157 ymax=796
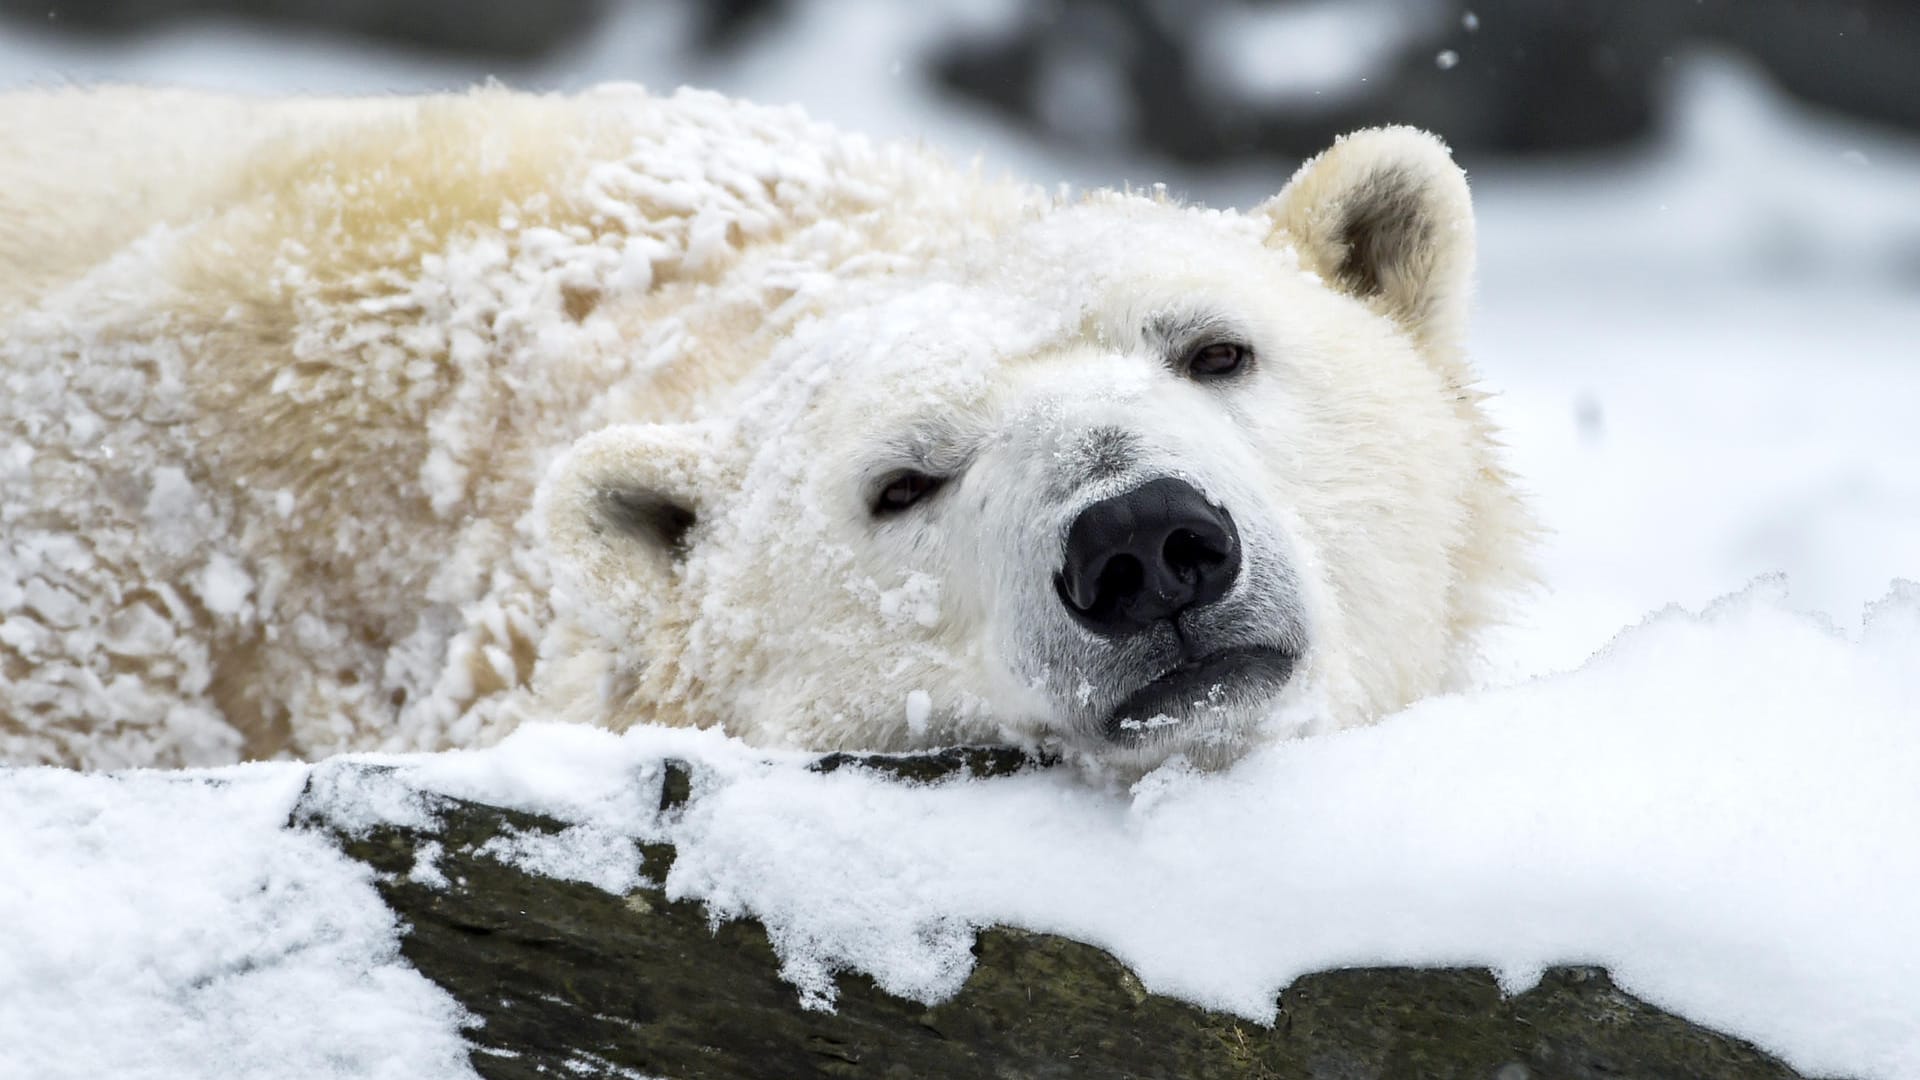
xmin=872 ymin=471 xmax=947 ymax=516
xmin=1185 ymin=341 xmax=1251 ymax=379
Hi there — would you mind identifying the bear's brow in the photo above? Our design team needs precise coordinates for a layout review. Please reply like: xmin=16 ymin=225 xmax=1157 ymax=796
xmin=868 ymin=420 xmax=976 ymax=478
xmin=1144 ymin=310 xmax=1248 ymax=361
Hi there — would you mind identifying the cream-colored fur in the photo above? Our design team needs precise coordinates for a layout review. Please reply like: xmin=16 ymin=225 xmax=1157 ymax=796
xmin=0 ymin=85 xmax=1529 ymax=770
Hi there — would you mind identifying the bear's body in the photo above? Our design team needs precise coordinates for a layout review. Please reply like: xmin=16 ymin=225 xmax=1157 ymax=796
xmin=0 ymin=85 xmax=1528 ymax=771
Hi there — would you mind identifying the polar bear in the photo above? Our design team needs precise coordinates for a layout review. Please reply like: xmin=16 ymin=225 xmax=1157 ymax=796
xmin=0 ymin=85 xmax=1529 ymax=772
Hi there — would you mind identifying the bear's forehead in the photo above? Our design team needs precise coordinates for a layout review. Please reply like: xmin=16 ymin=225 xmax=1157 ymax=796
xmin=976 ymin=199 xmax=1274 ymax=289
xmin=738 ymin=197 xmax=1296 ymax=435
xmin=839 ymin=201 xmax=1279 ymax=357
xmin=960 ymin=204 xmax=1290 ymax=346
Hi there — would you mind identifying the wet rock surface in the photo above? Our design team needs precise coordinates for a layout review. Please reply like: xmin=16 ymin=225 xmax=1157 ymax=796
xmin=293 ymin=758 xmax=1830 ymax=1080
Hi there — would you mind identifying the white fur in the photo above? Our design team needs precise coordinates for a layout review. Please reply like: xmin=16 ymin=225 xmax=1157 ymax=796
xmin=0 ymin=86 xmax=1530 ymax=770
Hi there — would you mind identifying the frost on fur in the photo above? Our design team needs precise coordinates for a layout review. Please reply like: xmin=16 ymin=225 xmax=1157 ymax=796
xmin=0 ymin=86 xmax=1529 ymax=771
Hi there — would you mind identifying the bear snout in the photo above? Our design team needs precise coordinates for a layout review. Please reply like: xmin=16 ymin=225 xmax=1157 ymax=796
xmin=1053 ymin=477 xmax=1241 ymax=636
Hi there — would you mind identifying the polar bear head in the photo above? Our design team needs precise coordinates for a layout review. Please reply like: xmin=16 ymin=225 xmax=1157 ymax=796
xmin=537 ymin=128 xmax=1528 ymax=772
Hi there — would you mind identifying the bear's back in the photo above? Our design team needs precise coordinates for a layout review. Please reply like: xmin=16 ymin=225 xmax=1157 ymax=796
xmin=2 ymin=88 xmax=381 ymax=310
xmin=0 ymin=84 xmax=1015 ymax=770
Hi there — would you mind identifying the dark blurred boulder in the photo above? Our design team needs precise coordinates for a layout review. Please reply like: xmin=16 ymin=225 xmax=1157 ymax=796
xmin=1708 ymin=0 xmax=1920 ymax=134
xmin=16 ymin=0 xmax=603 ymax=59
xmin=15 ymin=0 xmax=1914 ymax=155
xmin=294 ymin=757 xmax=1834 ymax=1079
xmin=10 ymin=0 xmax=793 ymax=58
xmin=934 ymin=0 xmax=1920 ymax=160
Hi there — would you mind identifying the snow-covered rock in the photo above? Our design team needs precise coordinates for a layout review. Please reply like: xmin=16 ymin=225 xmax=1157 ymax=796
xmin=2 ymin=581 xmax=1915 ymax=1079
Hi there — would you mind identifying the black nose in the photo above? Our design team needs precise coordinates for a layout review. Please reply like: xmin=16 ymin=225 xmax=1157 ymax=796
xmin=1054 ymin=477 xmax=1241 ymax=636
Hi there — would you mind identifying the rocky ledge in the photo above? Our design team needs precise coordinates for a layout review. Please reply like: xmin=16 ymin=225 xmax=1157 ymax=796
xmin=292 ymin=755 xmax=1830 ymax=1080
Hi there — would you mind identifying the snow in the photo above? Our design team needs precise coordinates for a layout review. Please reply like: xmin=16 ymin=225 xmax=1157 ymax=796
xmin=626 ymin=582 xmax=1920 ymax=1079
xmin=198 ymin=552 xmax=255 ymax=618
xmin=1469 ymin=56 xmax=1920 ymax=680
xmin=0 ymin=766 xmax=474 ymax=1080
xmin=8 ymin=582 xmax=1913 ymax=1079
xmin=3 ymin=5 xmax=1918 ymax=1079
xmin=473 ymin=824 xmax=647 ymax=895
xmin=904 ymin=688 xmax=934 ymax=736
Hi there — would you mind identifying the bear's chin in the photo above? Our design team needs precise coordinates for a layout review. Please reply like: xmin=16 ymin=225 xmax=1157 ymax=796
xmin=1098 ymin=644 xmax=1298 ymax=750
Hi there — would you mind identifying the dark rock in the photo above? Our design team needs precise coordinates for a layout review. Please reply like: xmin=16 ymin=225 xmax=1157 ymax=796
xmin=932 ymin=0 xmax=1920 ymax=161
xmin=12 ymin=0 xmax=602 ymax=59
xmin=294 ymin=761 xmax=1835 ymax=1080
xmin=807 ymin=744 xmax=1055 ymax=783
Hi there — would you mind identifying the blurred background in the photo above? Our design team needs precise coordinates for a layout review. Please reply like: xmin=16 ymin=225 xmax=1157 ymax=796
xmin=4 ymin=0 xmax=1916 ymax=678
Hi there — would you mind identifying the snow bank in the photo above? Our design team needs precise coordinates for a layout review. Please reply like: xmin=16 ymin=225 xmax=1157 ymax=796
xmin=398 ymin=578 xmax=1920 ymax=1080
xmin=0 ymin=765 xmax=475 ymax=1080
xmin=12 ymin=580 xmax=1901 ymax=1080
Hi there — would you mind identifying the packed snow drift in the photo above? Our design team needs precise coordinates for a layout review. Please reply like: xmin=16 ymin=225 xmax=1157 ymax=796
xmin=4 ymin=582 xmax=1919 ymax=1080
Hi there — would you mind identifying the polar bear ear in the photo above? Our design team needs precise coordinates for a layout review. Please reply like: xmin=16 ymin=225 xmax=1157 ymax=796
xmin=1260 ymin=126 xmax=1476 ymax=352
xmin=536 ymin=423 xmax=721 ymax=633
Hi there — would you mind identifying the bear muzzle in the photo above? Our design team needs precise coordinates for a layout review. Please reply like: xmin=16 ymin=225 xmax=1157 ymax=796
xmin=1046 ymin=476 xmax=1301 ymax=744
